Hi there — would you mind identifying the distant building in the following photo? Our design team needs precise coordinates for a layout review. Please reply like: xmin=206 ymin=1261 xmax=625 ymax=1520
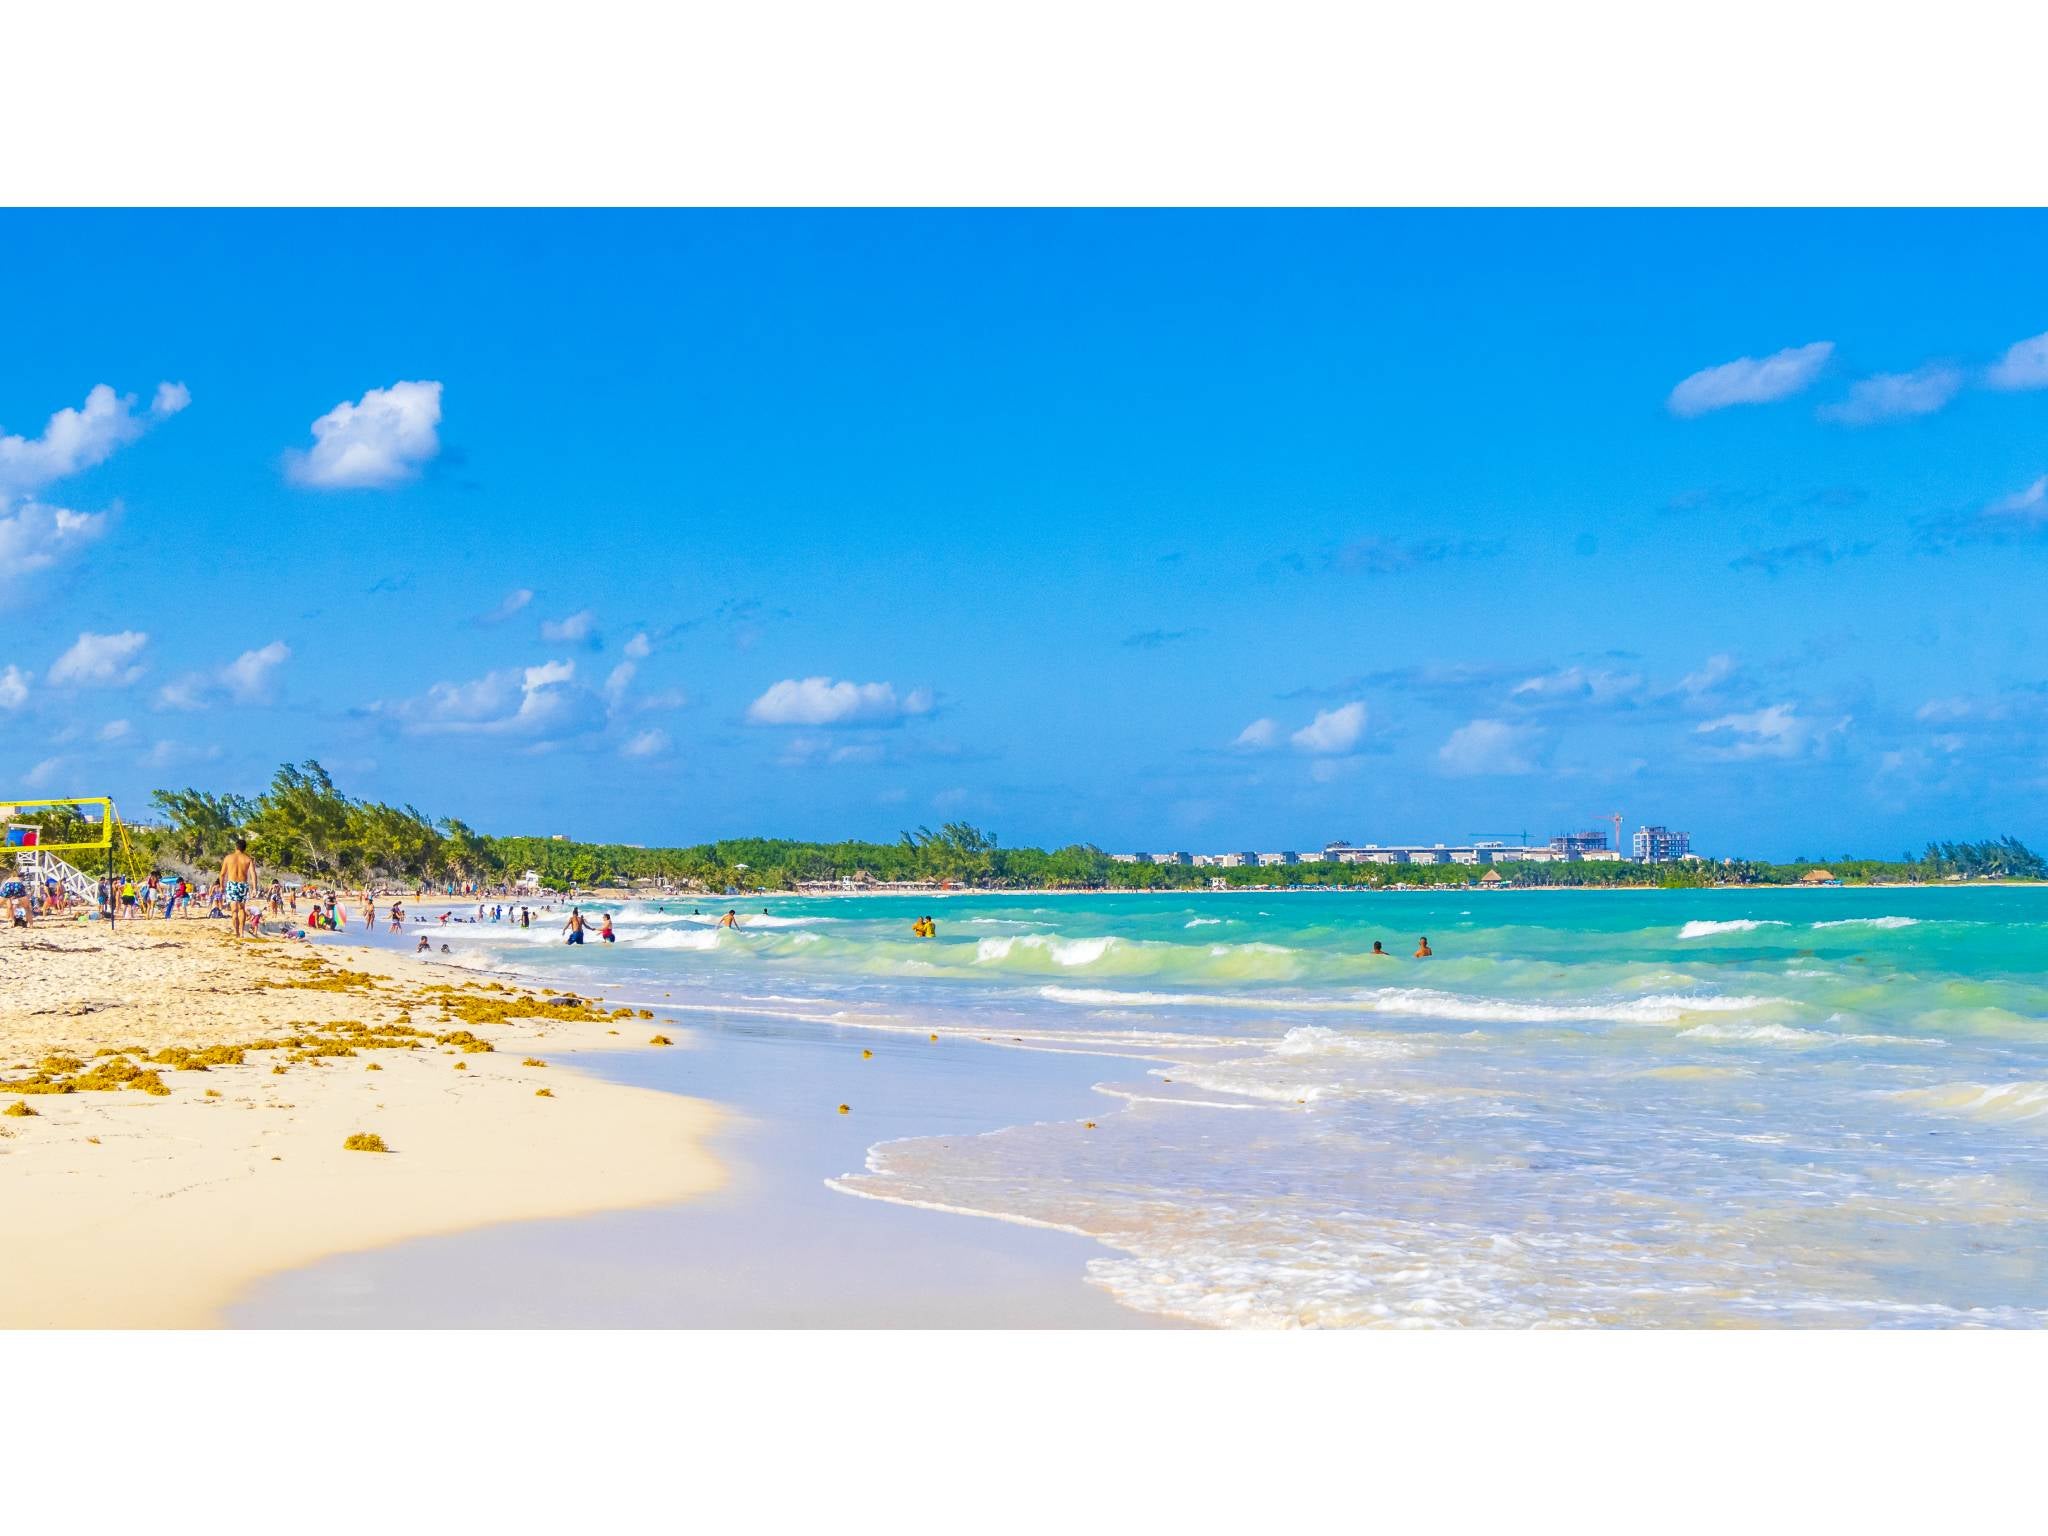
xmin=1324 ymin=840 xmax=1557 ymax=865
xmin=550 ymin=833 xmax=570 ymax=842
xmin=1550 ymin=829 xmax=1609 ymax=856
xmin=1110 ymin=853 xmax=1141 ymax=864
xmin=1633 ymin=825 xmax=1692 ymax=863
xmin=1149 ymin=851 xmax=1192 ymax=866
xmin=1255 ymin=852 xmax=1297 ymax=866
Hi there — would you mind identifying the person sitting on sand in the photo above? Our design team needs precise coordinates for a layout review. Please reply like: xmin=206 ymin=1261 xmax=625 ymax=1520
xmin=219 ymin=837 xmax=255 ymax=940
xmin=2 ymin=871 xmax=30 ymax=928
xmin=564 ymin=907 xmax=589 ymax=945
xmin=416 ymin=935 xmax=431 ymax=953
xmin=1414 ymin=936 xmax=1432 ymax=957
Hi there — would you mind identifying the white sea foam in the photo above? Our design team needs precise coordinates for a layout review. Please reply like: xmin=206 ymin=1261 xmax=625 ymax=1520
xmin=1811 ymin=916 xmax=1918 ymax=930
xmin=1185 ymin=918 xmax=1222 ymax=928
xmin=1677 ymin=1021 xmax=1829 ymax=1045
xmin=1888 ymin=1081 xmax=2048 ymax=1126
xmin=1678 ymin=918 xmax=1790 ymax=938
xmin=1038 ymin=982 xmax=1771 ymax=1026
xmin=636 ymin=928 xmax=723 ymax=950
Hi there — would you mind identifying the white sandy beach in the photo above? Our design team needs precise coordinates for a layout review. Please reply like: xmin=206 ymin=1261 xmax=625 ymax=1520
xmin=0 ymin=919 xmax=724 ymax=1328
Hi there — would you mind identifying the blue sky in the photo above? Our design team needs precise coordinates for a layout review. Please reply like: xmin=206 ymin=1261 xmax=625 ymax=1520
xmin=3 ymin=209 xmax=2046 ymax=859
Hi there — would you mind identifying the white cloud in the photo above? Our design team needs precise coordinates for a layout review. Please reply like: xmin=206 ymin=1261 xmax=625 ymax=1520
xmin=1694 ymin=702 xmax=1848 ymax=760
xmin=0 ymin=382 xmax=185 ymax=605
xmin=387 ymin=658 xmax=604 ymax=742
xmin=479 ymin=588 xmax=534 ymax=624
xmin=1818 ymin=364 xmax=1964 ymax=426
xmin=1677 ymin=653 xmax=1737 ymax=697
xmin=1290 ymin=702 xmax=1366 ymax=754
xmin=1667 ymin=342 xmax=1833 ymax=417
xmin=623 ymin=631 xmax=652 ymax=659
xmin=1233 ymin=717 xmax=1280 ymax=750
xmin=1984 ymin=475 xmax=2048 ymax=524
xmin=1437 ymin=718 xmax=1539 ymax=775
xmin=621 ymin=728 xmax=670 ymax=759
xmin=157 ymin=639 xmax=291 ymax=710
xmin=0 ymin=382 xmax=183 ymax=498
xmin=746 ymin=676 xmax=933 ymax=726
xmin=0 ymin=664 xmax=28 ymax=710
xmin=0 ymin=502 xmax=109 ymax=602
xmin=1510 ymin=666 xmax=1642 ymax=705
xmin=541 ymin=608 xmax=596 ymax=643
xmin=98 ymin=718 xmax=130 ymax=742
xmin=49 ymin=630 xmax=148 ymax=687
xmin=1987 ymin=330 xmax=2048 ymax=391
xmin=25 ymin=755 xmax=65 ymax=790
xmin=222 ymin=640 xmax=291 ymax=701
xmin=284 ymin=380 xmax=443 ymax=489
xmin=603 ymin=661 xmax=636 ymax=703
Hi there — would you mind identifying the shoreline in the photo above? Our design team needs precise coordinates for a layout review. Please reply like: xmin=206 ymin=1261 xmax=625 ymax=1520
xmin=232 ymin=1019 xmax=1180 ymax=1328
xmin=0 ymin=920 xmax=726 ymax=1328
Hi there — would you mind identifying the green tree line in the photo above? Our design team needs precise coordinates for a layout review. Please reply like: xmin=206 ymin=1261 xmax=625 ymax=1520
xmin=76 ymin=761 xmax=2047 ymax=892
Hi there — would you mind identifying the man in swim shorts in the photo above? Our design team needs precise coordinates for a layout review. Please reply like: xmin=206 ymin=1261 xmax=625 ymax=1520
xmin=564 ymin=907 xmax=588 ymax=944
xmin=219 ymin=837 xmax=255 ymax=940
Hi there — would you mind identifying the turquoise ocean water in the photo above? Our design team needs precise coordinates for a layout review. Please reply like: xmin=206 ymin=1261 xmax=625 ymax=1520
xmin=414 ymin=887 xmax=2048 ymax=1327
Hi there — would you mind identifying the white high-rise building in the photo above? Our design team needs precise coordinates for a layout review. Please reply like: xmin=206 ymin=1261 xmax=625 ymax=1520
xmin=1633 ymin=825 xmax=1691 ymax=863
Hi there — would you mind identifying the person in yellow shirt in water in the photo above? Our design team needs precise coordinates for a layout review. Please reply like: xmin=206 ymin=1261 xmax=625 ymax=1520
xmin=912 ymin=915 xmax=936 ymax=937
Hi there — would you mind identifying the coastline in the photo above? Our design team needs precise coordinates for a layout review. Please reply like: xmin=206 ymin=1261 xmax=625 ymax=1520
xmin=232 ymin=1018 xmax=1181 ymax=1328
xmin=0 ymin=919 xmax=725 ymax=1328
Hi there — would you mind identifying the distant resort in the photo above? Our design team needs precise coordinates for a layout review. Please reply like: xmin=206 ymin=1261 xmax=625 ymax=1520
xmin=1113 ymin=824 xmax=1692 ymax=870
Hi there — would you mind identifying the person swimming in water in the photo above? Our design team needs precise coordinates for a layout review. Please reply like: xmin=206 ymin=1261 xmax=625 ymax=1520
xmin=1370 ymin=940 xmax=1387 ymax=956
xmin=719 ymin=909 xmax=739 ymax=928
xmin=1414 ymin=936 xmax=1433 ymax=957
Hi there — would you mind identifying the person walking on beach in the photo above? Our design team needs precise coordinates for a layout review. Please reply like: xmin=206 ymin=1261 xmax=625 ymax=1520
xmin=1414 ymin=936 xmax=1432 ymax=958
xmin=564 ymin=907 xmax=589 ymax=945
xmin=219 ymin=838 xmax=255 ymax=940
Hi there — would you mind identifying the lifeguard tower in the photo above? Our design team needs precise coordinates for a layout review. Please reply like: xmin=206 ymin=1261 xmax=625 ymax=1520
xmin=4 ymin=796 xmax=123 ymax=913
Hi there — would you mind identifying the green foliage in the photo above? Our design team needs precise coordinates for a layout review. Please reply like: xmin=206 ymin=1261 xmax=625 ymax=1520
xmin=135 ymin=763 xmax=2043 ymax=892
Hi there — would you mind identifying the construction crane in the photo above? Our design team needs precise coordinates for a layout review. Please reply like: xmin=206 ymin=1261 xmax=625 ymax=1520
xmin=1470 ymin=830 xmax=1532 ymax=848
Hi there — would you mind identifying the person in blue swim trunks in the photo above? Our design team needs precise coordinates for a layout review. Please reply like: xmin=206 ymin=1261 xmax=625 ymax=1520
xmin=218 ymin=837 xmax=256 ymax=940
xmin=563 ymin=906 xmax=589 ymax=945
